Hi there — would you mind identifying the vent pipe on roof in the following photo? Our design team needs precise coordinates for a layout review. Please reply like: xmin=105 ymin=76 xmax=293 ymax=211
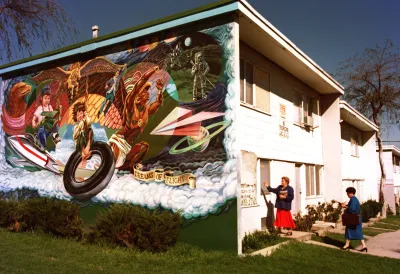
xmin=92 ymin=25 xmax=99 ymax=38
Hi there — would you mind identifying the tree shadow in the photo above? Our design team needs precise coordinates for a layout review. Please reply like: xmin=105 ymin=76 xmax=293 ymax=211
xmin=266 ymin=200 xmax=275 ymax=231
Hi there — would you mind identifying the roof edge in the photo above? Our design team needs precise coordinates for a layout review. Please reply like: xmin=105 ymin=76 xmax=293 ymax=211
xmin=379 ymin=145 xmax=400 ymax=156
xmin=0 ymin=0 xmax=236 ymax=73
xmin=238 ymin=0 xmax=344 ymax=94
xmin=340 ymin=100 xmax=378 ymax=132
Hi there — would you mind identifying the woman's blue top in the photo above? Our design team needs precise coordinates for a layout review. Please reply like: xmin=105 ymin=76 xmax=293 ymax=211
xmin=267 ymin=185 xmax=294 ymax=210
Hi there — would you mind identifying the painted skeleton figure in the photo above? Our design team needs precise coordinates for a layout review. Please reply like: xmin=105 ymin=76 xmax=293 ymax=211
xmin=191 ymin=51 xmax=209 ymax=101
xmin=169 ymin=43 xmax=183 ymax=68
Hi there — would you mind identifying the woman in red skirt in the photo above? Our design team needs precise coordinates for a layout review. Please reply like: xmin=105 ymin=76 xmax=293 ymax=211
xmin=265 ymin=177 xmax=296 ymax=235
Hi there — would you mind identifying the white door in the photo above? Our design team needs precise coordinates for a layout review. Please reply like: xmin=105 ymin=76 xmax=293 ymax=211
xmin=293 ymin=164 xmax=302 ymax=214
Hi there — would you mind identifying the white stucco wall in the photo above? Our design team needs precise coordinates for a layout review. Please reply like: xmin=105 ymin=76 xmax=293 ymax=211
xmin=320 ymin=95 xmax=342 ymax=202
xmin=377 ymin=150 xmax=397 ymax=213
xmin=237 ymin=43 xmax=334 ymax=238
xmin=340 ymin=123 xmax=378 ymax=202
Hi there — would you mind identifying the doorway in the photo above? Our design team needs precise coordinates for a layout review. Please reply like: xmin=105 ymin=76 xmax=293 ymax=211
xmin=293 ymin=164 xmax=302 ymax=214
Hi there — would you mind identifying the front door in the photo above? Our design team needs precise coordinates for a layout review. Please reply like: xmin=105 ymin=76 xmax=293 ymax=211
xmin=293 ymin=164 xmax=302 ymax=214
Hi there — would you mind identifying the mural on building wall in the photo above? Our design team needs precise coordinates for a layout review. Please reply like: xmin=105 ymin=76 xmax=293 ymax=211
xmin=0 ymin=23 xmax=237 ymax=219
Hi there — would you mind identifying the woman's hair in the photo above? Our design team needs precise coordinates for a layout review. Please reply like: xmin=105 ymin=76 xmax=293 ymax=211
xmin=281 ymin=176 xmax=290 ymax=184
xmin=346 ymin=187 xmax=356 ymax=195
xmin=72 ymin=102 xmax=86 ymax=122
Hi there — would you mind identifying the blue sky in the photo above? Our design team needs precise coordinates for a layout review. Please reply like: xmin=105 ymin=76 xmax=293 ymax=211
xmin=3 ymin=0 xmax=400 ymax=140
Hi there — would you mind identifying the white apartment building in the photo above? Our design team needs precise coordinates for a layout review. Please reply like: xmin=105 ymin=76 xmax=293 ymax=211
xmin=237 ymin=11 xmax=344 ymax=238
xmin=340 ymin=101 xmax=379 ymax=203
xmin=377 ymin=146 xmax=400 ymax=213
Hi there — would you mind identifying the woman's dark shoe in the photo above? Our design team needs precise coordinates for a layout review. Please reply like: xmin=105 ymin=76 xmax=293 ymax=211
xmin=341 ymin=246 xmax=350 ymax=250
xmin=286 ymin=231 xmax=293 ymax=236
xmin=359 ymin=247 xmax=368 ymax=252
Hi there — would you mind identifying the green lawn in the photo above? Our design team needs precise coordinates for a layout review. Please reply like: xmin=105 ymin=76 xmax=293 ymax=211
xmin=368 ymin=215 xmax=400 ymax=231
xmin=1 ymin=229 xmax=399 ymax=274
xmin=377 ymin=215 xmax=400 ymax=227
xmin=370 ymin=223 xmax=398 ymax=230
xmin=362 ymin=228 xmax=386 ymax=236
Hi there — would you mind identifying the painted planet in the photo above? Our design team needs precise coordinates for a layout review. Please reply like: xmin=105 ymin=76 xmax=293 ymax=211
xmin=187 ymin=127 xmax=210 ymax=152
xmin=169 ymin=121 xmax=230 ymax=155
xmin=184 ymin=37 xmax=192 ymax=47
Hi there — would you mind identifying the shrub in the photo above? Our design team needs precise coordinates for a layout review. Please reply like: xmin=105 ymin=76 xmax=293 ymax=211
xmin=294 ymin=200 xmax=342 ymax=231
xmin=396 ymin=202 xmax=400 ymax=215
xmin=0 ymin=198 xmax=83 ymax=238
xmin=294 ymin=211 xmax=316 ymax=231
xmin=0 ymin=200 xmax=18 ymax=228
xmin=387 ymin=205 xmax=394 ymax=216
xmin=89 ymin=204 xmax=181 ymax=252
xmin=360 ymin=200 xmax=383 ymax=222
xmin=242 ymin=230 xmax=283 ymax=253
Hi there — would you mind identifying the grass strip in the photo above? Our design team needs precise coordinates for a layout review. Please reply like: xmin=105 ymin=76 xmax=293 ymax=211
xmin=362 ymin=228 xmax=386 ymax=237
xmin=370 ymin=223 xmax=398 ymax=230
xmin=1 ymin=229 xmax=400 ymax=273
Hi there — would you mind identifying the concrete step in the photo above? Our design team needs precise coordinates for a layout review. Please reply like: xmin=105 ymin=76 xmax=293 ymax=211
xmin=249 ymin=241 xmax=290 ymax=257
xmin=282 ymin=231 xmax=312 ymax=242
xmin=311 ymin=221 xmax=336 ymax=232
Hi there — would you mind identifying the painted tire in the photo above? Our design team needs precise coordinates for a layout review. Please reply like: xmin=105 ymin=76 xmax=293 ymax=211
xmin=63 ymin=141 xmax=115 ymax=201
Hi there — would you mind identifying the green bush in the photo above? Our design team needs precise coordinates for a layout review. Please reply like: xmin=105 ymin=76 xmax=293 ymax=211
xmin=89 ymin=204 xmax=181 ymax=252
xmin=360 ymin=200 xmax=383 ymax=222
xmin=0 ymin=198 xmax=83 ymax=238
xmin=242 ymin=230 xmax=283 ymax=253
xmin=294 ymin=211 xmax=316 ymax=231
xmin=0 ymin=200 xmax=18 ymax=228
xmin=294 ymin=200 xmax=342 ymax=231
xmin=396 ymin=202 xmax=400 ymax=215
xmin=387 ymin=205 xmax=394 ymax=216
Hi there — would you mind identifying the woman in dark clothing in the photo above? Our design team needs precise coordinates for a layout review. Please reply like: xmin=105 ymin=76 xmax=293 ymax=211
xmin=342 ymin=187 xmax=367 ymax=252
xmin=264 ymin=176 xmax=296 ymax=235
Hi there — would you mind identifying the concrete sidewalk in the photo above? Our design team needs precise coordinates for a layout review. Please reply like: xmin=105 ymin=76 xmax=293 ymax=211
xmin=364 ymin=230 xmax=400 ymax=259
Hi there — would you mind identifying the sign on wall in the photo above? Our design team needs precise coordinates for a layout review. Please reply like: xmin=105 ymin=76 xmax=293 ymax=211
xmin=279 ymin=103 xmax=286 ymax=119
xmin=279 ymin=103 xmax=289 ymax=138
xmin=240 ymin=150 xmax=258 ymax=207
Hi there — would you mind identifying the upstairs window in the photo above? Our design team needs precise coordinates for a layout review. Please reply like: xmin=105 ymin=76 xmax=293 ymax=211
xmin=393 ymin=156 xmax=400 ymax=173
xmin=293 ymin=91 xmax=302 ymax=124
xmin=350 ymin=131 xmax=360 ymax=157
xmin=240 ymin=59 xmax=270 ymax=113
xmin=293 ymin=90 xmax=319 ymax=128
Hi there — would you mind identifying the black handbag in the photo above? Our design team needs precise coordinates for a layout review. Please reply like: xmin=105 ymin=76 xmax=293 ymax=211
xmin=342 ymin=213 xmax=360 ymax=226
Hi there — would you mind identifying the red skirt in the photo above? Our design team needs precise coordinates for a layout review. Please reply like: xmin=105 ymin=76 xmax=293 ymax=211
xmin=274 ymin=208 xmax=296 ymax=229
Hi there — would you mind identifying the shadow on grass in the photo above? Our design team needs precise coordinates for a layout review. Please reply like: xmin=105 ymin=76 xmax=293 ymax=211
xmin=317 ymin=236 xmax=344 ymax=248
xmin=312 ymin=233 xmax=362 ymax=249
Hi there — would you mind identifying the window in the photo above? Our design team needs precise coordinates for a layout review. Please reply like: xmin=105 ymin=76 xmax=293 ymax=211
xmin=254 ymin=67 xmax=270 ymax=113
xmin=240 ymin=59 xmax=270 ymax=113
xmin=293 ymin=91 xmax=302 ymax=124
xmin=259 ymin=159 xmax=271 ymax=195
xmin=306 ymin=164 xmax=322 ymax=196
xmin=293 ymin=91 xmax=319 ymax=128
xmin=350 ymin=132 xmax=360 ymax=157
xmin=245 ymin=62 xmax=253 ymax=104
xmin=393 ymin=156 xmax=400 ymax=173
